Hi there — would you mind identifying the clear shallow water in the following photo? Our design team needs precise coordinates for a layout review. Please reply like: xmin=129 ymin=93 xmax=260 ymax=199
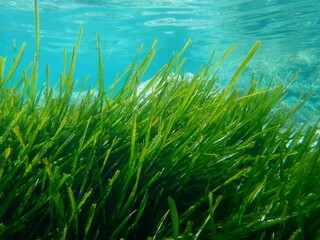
xmin=0 ymin=0 xmax=319 ymax=111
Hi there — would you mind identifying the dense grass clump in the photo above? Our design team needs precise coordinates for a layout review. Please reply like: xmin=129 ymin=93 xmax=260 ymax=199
xmin=1 ymin=2 xmax=320 ymax=240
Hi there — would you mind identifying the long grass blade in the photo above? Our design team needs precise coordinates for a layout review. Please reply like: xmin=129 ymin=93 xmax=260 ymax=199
xmin=168 ymin=197 xmax=179 ymax=240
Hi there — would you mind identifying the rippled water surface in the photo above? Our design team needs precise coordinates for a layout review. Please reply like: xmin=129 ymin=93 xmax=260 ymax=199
xmin=0 ymin=0 xmax=319 ymax=101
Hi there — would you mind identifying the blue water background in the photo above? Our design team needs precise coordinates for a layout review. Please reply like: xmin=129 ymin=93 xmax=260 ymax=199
xmin=0 ymin=0 xmax=319 ymax=114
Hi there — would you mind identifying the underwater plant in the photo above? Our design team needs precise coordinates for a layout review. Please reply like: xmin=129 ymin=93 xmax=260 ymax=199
xmin=0 ymin=0 xmax=319 ymax=239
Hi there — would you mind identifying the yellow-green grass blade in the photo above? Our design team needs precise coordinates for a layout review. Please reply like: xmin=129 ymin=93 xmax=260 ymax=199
xmin=110 ymin=210 xmax=137 ymax=240
xmin=84 ymin=203 xmax=97 ymax=239
xmin=168 ymin=197 xmax=179 ymax=240
xmin=0 ymin=57 xmax=6 ymax=80
xmin=193 ymin=214 xmax=210 ymax=240
xmin=220 ymin=41 xmax=261 ymax=101
xmin=96 ymin=33 xmax=105 ymax=107
xmin=208 ymin=194 xmax=223 ymax=239
xmin=1 ymin=43 xmax=26 ymax=88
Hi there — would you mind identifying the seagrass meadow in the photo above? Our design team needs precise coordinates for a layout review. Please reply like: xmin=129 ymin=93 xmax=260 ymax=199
xmin=1 ymin=1 xmax=320 ymax=240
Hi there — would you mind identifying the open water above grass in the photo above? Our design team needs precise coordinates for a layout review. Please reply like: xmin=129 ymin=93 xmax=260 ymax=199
xmin=0 ymin=0 xmax=319 ymax=115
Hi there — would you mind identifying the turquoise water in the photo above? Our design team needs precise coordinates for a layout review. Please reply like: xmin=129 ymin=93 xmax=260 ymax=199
xmin=0 ymin=0 xmax=319 ymax=110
